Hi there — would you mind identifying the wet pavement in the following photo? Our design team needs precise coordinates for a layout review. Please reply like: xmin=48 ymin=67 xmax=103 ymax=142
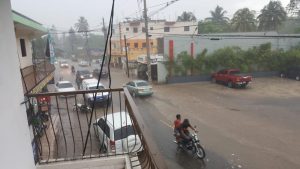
xmin=47 ymin=59 xmax=300 ymax=169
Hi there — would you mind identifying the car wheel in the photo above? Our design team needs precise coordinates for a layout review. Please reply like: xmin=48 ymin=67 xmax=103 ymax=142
xmin=296 ymin=76 xmax=300 ymax=81
xmin=227 ymin=81 xmax=233 ymax=88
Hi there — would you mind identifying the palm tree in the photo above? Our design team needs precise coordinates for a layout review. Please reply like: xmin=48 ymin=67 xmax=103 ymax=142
xmin=205 ymin=5 xmax=229 ymax=24
xmin=231 ymin=8 xmax=257 ymax=32
xmin=257 ymin=1 xmax=287 ymax=31
xmin=74 ymin=16 xmax=89 ymax=32
xmin=177 ymin=11 xmax=197 ymax=21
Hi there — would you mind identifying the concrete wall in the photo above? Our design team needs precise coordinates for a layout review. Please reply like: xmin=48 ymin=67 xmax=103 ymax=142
xmin=0 ymin=1 xmax=36 ymax=169
xmin=164 ymin=32 xmax=300 ymax=59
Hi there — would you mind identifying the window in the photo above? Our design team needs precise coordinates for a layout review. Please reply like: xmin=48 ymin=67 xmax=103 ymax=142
xmin=126 ymin=27 xmax=129 ymax=31
xmin=134 ymin=43 xmax=138 ymax=48
xmin=164 ymin=27 xmax=170 ymax=32
xmin=98 ymin=119 xmax=110 ymax=137
xmin=150 ymin=42 xmax=153 ymax=46
xmin=142 ymin=42 xmax=146 ymax=48
xmin=20 ymin=39 xmax=27 ymax=57
xmin=142 ymin=27 xmax=146 ymax=33
xmin=150 ymin=27 xmax=153 ymax=30
xmin=133 ymin=27 xmax=138 ymax=33
xmin=184 ymin=26 xmax=190 ymax=31
xmin=126 ymin=43 xmax=130 ymax=47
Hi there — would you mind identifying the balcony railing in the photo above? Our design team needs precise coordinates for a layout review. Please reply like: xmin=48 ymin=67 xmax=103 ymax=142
xmin=21 ymin=60 xmax=55 ymax=94
xmin=26 ymin=88 xmax=167 ymax=169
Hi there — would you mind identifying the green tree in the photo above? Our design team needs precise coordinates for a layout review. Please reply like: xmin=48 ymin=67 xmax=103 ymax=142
xmin=257 ymin=1 xmax=287 ymax=31
xmin=74 ymin=16 xmax=89 ymax=32
xmin=198 ymin=21 xmax=230 ymax=33
xmin=177 ymin=11 xmax=197 ymax=21
xmin=205 ymin=5 xmax=229 ymax=24
xmin=231 ymin=8 xmax=257 ymax=32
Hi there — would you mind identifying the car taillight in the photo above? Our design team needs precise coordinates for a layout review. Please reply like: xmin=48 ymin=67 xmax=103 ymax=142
xmin=110 ymin=140 xmax=115 ymax=150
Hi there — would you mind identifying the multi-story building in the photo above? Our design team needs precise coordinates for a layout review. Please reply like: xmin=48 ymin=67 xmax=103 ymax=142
xmin=111 ymin=20 xmax=198 ymax=64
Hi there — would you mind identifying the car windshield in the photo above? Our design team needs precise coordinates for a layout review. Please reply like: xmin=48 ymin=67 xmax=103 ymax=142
xmin=114 ymin=125 xmax=136 ymax=140
xmin=58 ymin=83 xmax=73 ymax=88
xmin=79 ymin=70 xmax=90 ymax=75
xmin=61 ymin=61 xmax=67 ymax=64
xmin=88 ymin=86 xmax=105 ymax=90
xmin=136 ymin=82 xmax=149 ymax=87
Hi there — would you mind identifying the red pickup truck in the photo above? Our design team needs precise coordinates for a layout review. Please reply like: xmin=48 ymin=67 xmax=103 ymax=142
xmin=211 ymin=69 xmax=252 ymax=88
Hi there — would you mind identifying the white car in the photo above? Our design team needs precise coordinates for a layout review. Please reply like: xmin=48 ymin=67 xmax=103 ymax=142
xmin=81 ymin=78 xmax=110 ymax=106
xmin=60 ymin=60 xmax=69 ymax=68
xmin=93 ymin=112 xmax=143 ymax=154
xmin=79 ymin=60 xmax=89 ymax=67
xmin=55 ymin=81 xmax=76 ymax=93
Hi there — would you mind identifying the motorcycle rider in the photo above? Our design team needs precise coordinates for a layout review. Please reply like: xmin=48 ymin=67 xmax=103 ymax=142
xmin=178 ymin=119 xmax=197 ymax=147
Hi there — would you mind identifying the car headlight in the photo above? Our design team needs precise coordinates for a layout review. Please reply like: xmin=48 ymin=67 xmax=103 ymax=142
xmin=80 ymin=75 xmax=84 ymax=78
xmin=89 ymin=74 xmax=93 ymax=77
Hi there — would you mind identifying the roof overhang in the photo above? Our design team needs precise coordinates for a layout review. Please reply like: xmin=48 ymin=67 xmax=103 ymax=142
xmin=12 ymin=10 xmax=47 ymax=38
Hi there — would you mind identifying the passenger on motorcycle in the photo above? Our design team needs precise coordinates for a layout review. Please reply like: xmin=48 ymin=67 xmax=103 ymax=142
xmin=178 ymin=119 xmax=197 ymax=146
xmin=173 ymin=114 xmax=181 ymax=142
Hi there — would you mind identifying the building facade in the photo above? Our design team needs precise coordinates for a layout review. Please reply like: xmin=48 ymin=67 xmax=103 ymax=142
xmin=111 ymin=20 xmax=198 ymax=64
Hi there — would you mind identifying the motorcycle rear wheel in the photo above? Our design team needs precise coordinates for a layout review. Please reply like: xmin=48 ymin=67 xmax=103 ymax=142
xmin=195 ymin=144 xmax=206 ymax=159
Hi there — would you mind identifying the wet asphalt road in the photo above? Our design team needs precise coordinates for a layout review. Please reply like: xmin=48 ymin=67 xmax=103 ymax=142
xmin=53 ymin=59 xmax=300 ymax=169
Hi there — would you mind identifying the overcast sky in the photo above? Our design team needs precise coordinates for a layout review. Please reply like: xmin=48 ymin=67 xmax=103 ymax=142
xmin=11 ymin=0 xmax=290 ymax=32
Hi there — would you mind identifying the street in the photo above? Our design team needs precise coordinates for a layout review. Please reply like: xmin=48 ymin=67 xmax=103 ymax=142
xmin=52 ymin=60 xmax=300 ymax=169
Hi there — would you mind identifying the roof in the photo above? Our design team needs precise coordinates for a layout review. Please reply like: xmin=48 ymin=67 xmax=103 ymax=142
xmin=57 ymin=81 xmax=72 ymax=84
xmin=12 ymin=10 xmax=47 ymax=33
xmin=105 ymin=112 xmax=132 ymax=130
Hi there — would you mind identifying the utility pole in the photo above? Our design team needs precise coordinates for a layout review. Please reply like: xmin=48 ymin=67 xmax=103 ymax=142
xmin=124 ymin=35 xmax=129 ymax=78
xmin=143 ymin=0 xmax=152 ymax=82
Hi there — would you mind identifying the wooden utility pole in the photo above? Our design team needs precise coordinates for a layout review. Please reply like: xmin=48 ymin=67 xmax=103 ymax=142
xmin=143 ymin=0 xmax=152 ymax=82
xmin=124 ymin=35 xmax=129 ymax=78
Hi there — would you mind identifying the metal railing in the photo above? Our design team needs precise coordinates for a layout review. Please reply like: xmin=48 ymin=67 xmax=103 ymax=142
xmin=20 ymin=60 xmax=55 ymax=94
xmin=26 ymin=88 xmax=167 ymax=169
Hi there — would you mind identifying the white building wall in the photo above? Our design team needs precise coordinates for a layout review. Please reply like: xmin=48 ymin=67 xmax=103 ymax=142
xmin=164 ymin=33 xmax=300 ymax=59
xmin=0 ymin=1 xmax=36 ymax=169
xmin=113 ymin=21 xmax=197 ymax=40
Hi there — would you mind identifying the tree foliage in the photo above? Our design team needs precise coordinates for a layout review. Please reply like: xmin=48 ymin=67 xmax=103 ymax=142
xmin=257 ymin=1 xmax=287 ymax=31
xmin=231 ymin=8 xmax=257 ymax=32
xmin=177 ymin=11 xmax=197 ymax=21
xmin=74 ymin=16 xmax=89 ymax=32
xmin=205 ymin=5 xmax=229 ymax=24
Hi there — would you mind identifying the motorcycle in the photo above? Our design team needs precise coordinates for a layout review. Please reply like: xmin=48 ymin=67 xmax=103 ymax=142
xmin=174 ymin=127 xmax=206 ymax=159
xmin=73 ymin=103 xmax=91 ymax=113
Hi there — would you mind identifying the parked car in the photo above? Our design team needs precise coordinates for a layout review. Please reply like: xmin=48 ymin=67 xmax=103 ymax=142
xmin=93 ymin=67 xmax=108 ymax=78
xmin=76 ymin=70 xmax=93 ymax=85
xmin=124 ymin=80 xmax=153 ymax=97
xmin=93 ymin=112 xmax=142 ymax=154
xmin=60 ymin=60 xmax=69 ymax=68
xmin=81 ymin=78 xmax=110 ymax=106
xmin=211 ymin=69 xmax=252 ymax=88
xmin=79 ymin=60 xmax=89 ymax=67
xmin=55 ymin=81 xmax=76 ymax=93
xmin=280 ymin=66 xmax=300 ymax=81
